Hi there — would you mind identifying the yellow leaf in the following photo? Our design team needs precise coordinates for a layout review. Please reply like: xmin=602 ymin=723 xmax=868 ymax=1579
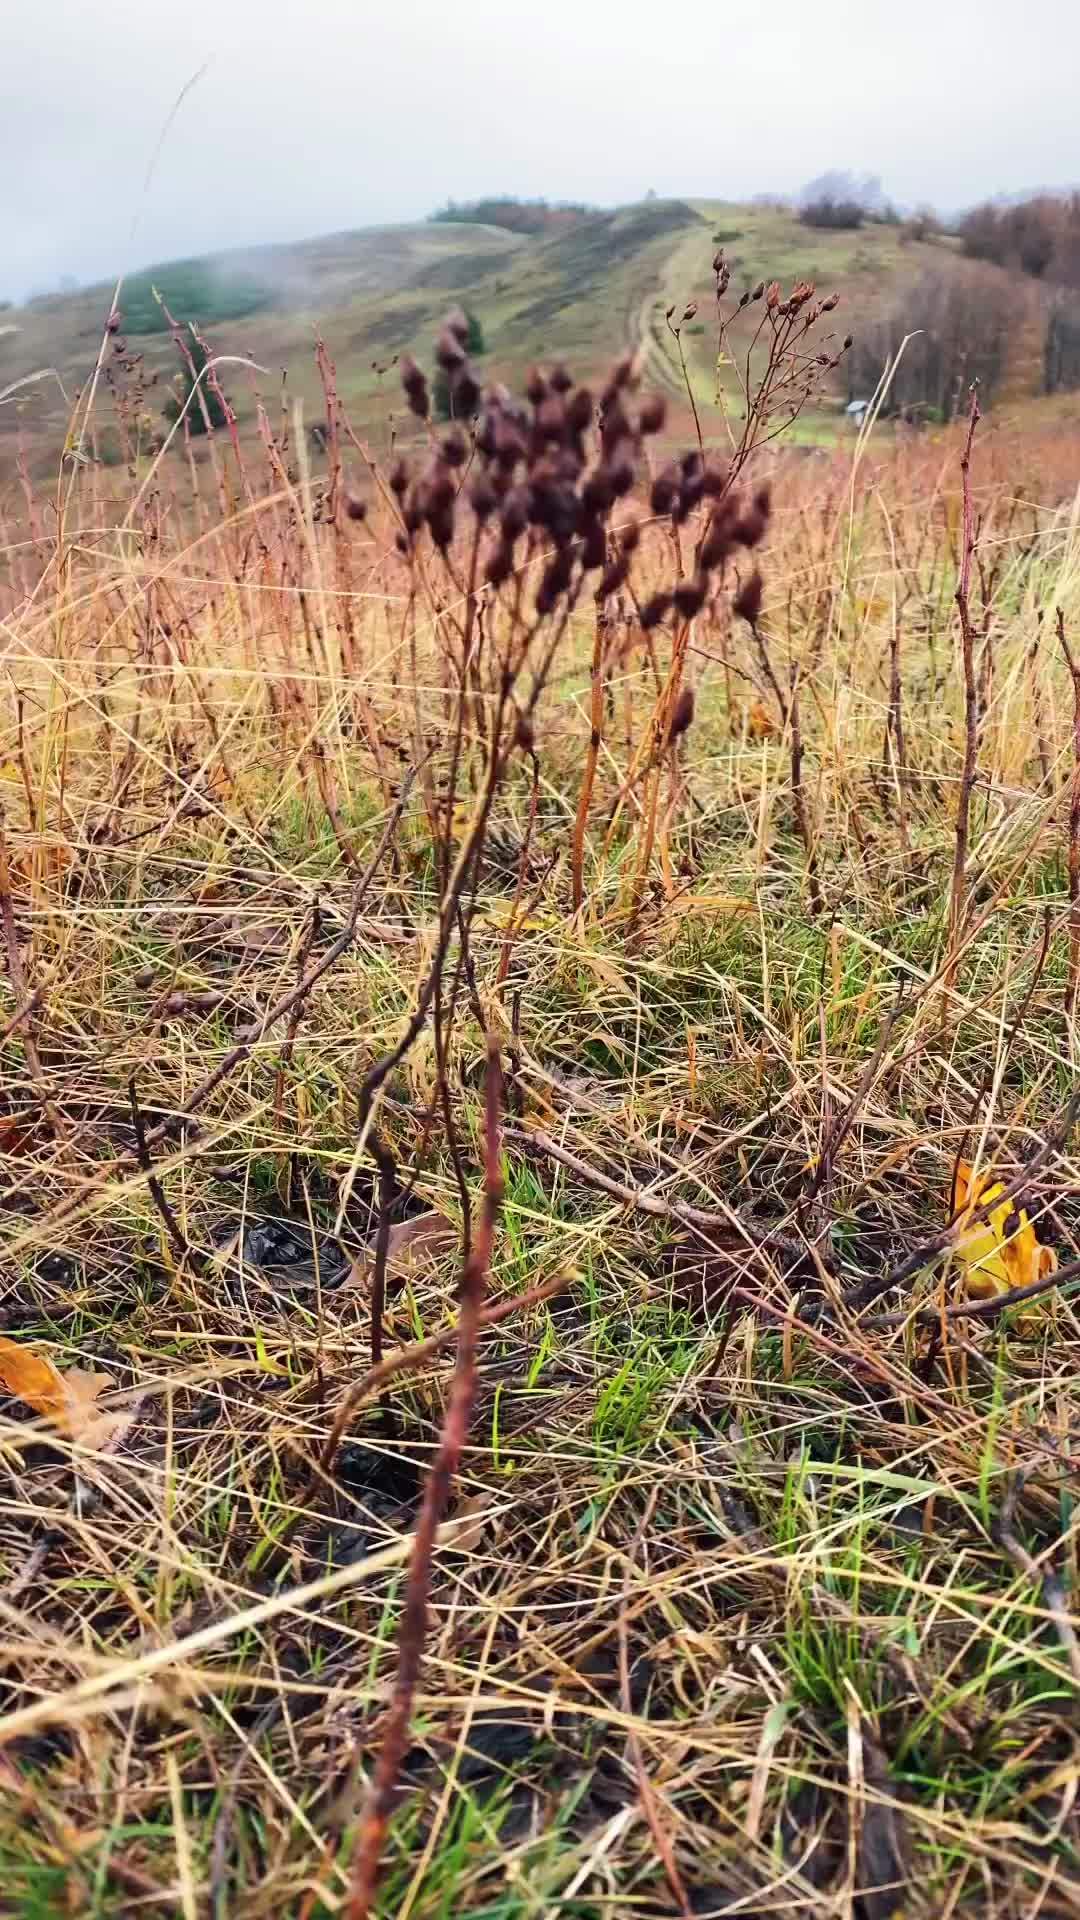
xmin=951 ymin=1161 xmax=1056 ymax=1328
xmin=668 ymin=893 xmax=756 ymax=916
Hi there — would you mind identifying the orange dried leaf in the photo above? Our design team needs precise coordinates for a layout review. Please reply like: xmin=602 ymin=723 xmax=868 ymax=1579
xmin=747 ymin=700 xmax=778 ymax=740
xmin=0 ymin=1335 xmax=68 ymax=1425
xmin=0 ymin=1337 xmax=119 ymax=1446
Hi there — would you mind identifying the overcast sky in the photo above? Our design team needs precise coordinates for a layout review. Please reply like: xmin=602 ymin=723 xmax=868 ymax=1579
xmin=5 ymin=0 xmax=1075 ymax=301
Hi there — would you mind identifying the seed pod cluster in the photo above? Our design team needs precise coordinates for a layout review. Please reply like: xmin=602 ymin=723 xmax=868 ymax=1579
xmin=385 ymin=314 xmax=772 ymax=624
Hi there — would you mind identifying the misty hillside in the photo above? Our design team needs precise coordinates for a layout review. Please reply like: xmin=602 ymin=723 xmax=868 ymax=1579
xmin=0 ymin=195 xmax=1062 ymax=482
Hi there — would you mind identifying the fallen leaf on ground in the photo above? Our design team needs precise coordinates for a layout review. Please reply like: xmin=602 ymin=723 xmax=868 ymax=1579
xmin=0 ymin=1114 xmax=38 ymax=1156
xmin=347 ymin=1210 xmax=459 ymax=1290
xmin=445 ymin=1490 xmax=497 ymax=1553
xmin=9 ymin=844 xmax=74 ymax=885
xmin=666 ymin=893 xmax=756 ymax=917
xmin=0 ymin=1336 xmax=124 ymax=1449
xmin=951 ymin=1160 xmax=1056 ymax=1324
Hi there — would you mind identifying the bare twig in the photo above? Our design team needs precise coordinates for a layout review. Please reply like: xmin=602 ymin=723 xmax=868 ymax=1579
xmin=946 ymin=387 xmax=982 ymax=972
xmin=866 ymin=1248 xmax=1080 ymax=1329
xmin=804 ymin=982 xmax=907 ymax=1207
xmin=0 ymin=813 xmax=65 ymax=1138
xmin=1059 ymin=609 xmax=1080 ymax=1015
xmin=0 ymin=983 xmax=45 ymax=1044
xmin=345 ymin=1045 xmax=504 ymax=1919
xmin=128 ymin=1074 xmax=193 ymax=1268
xmin=618 ymin=1486 xmax=693 ymax=1917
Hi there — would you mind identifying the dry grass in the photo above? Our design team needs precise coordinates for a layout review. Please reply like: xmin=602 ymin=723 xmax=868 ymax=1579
xmin=2 ymin=288 xmax=1080 ymax=1920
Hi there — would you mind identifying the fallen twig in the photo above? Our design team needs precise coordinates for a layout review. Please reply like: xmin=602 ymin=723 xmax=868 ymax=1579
xmin=507 ymin=1123 xmax=812 ymax=1267
xmin=994 ymin=1472 xmax=1080 ymax=1688
xmin=945 ymin=386 xmax=982 ymax=979
xmin=838 ymin=1086 xmax=1080 ymax=1315
xmin=617 ymin=1486 xmax=693 ymax=1917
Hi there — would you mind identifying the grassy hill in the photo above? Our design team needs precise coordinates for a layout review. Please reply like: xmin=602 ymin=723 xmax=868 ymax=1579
xmin=0 ymin=198 xmax=1007 ymax=484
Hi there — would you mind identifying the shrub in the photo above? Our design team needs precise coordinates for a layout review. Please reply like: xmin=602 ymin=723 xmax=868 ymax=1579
xmin=799 ymin=197 xmax=864 ymax=231
xmin=162 ymin=337 xmax=229 ymax=436
xmin=120 ymin=258 xmax=270 ymax=335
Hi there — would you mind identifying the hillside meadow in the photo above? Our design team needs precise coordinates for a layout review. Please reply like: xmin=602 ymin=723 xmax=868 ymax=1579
xmin=1 ymin=226 xmax=1080 ymax=1915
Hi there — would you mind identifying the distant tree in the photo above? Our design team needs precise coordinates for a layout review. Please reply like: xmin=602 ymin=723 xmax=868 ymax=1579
xmin=432 ymin=312 xmax=485 ymax=419
xmin=1045 ymin=291 xmax=1080 ymax=393
xmin=797 ymin=170 xmax=887 ymax=225
xmin=162 ymin=337 xmax=229 ymax=436
xmin=961 ymin=193 xmax=1080 ymax=288
xmin=429 ymin=197 xmax=591 ymax=236
xmin=122 ymin=258 xmax=270 ymax=335
xmin=800 ymin=197 xmax=865 ymax=230
xmin=846 ymin=263 xmax=1014 ymax=421
xmin=900 ymin=207 xmax=940 ymax=245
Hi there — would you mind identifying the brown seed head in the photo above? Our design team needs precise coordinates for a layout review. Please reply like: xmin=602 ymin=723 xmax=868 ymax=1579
xmin=650 ymin=463 xmax=679 ymax=517
xmin=638 ymin=394 xmax=666 ymax=435
xmin=452 ymin=368 xmax=480 ymax=416
xmin=567 ymin=386 xmax=594 ymax=433
xmin=599 ymin=553 xmax=628 ymax=597
xmin=733 ymin=569 xmax=763 ymax=625
xmin=445 ymin=306 xmax=470 ymax=346
xmin=469 ymin=475 xmax=496 ymax=521
xmin=486 ymin=540 xmax=515 ymax=587
xmin=435 ymin=330 xmax=466 ymax=372
xmin=667 ymin=685 xmax=695 ymax=742
xmin=344 ymin=494 xmax=368 ymax=522
xmin=640 ymin=591 xmax=673 ymax=631
xmin=673 ymin=573 xmax=708 ymax=619
xmin=581 ymin=519 xmax=607 ymax=570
